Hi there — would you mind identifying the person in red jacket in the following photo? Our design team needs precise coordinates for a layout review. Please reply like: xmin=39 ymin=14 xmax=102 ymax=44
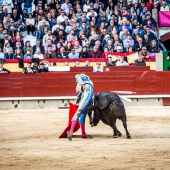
xmin=88 ymin=45 xmax=101 ymax=58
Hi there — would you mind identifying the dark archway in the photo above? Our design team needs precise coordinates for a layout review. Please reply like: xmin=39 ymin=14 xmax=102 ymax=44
xmin=163 ymin=40 xmax=170 ymax=51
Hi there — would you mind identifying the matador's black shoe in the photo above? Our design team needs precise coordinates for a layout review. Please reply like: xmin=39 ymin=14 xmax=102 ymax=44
xmin=81 ymin=135 xmax=93 ymax=139
xmin=66 ymin=131 xmax=72 ymax=141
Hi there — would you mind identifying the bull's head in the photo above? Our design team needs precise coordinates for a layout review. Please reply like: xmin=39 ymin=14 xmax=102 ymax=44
xmin=87 ymin=106 xmax=100 ymax=127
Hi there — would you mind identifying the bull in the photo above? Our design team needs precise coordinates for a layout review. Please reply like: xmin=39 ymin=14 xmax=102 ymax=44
xmin=87 ymin=92 xmax=131 ymax=139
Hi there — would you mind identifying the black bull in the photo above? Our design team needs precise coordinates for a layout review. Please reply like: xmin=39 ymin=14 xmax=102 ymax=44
xmin=85 ymin=92 xmax=131 ymax=139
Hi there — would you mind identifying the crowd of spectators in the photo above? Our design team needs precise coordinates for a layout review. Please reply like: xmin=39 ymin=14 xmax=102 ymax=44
xmin=0 ymin=0 xmax=166 ymax=73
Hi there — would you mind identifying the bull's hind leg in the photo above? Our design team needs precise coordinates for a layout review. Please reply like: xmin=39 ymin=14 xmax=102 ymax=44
xmin=121 ymin=117 xmax=131 ymax=139
xmin=112 ymin=119 xmax=122 ymax=138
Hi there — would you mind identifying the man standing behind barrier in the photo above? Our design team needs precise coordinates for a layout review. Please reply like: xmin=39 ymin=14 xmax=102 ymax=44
xmin=67 ymin=74 xmax=94 ymax=141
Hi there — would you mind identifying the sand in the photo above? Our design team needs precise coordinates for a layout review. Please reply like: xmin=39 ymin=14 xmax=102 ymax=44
xmin=0 ymin=106 xmax=170 ymax=170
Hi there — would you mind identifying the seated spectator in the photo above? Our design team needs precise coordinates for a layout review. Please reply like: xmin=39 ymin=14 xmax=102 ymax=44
xmin=26 ymin=13 xmax=35 ymax=35
xmin=24 ymin=50 xmax=33 ymax=59
xmin=93 ymin=61 xmax=103 ymax=72
xmin=34 ymin=49 xmax=44 ymax=59
xmin=149 ymin=40 xmax=159 ymax=53
xmin=44 ymin=39 xmax=56 ymax=52
xmin=101 ymin=34 xmax=110 ymax=48
xmin=135 ymin=38 xmax=145 ymax=52
xmin=33 ymin=40 xmax=44 ymax=54
xmin=65 ymin=42 xmax=72 ymax=53
xmin=105 ymin=40 xmax=114 ymax=52
xmin=38 ymin=63 xmax=49 ymax=73
xmin=135 ymin=56 xmax=146 ymax=66
xmin=5 ymin=49 xmax=16 ymax=59
xmin=0 ymin=47 xmax=4 ymax=61
xmin=0 ymin=61 xmax=11 ymax=73
xmin=23 ymin=41 xmax=33 ymax=55
xmin=13 ymin=42 xmax=24 ymax=55
xmin=13 ymin=35 xmax=24 ymax=47
xmin=160 ymin=1 xmax=169 ymax=11
xmin=106 ymin=57 xmax=116 ymax=66
xmin=84 ymin=60 xmax=90 ymax=67
xmin=139 ymin=47 xmax=150 ymax=58
xmin=44 ymin=46 xmax=57 ymax=59
xmin=143 ymin=34 xmax=151 ymax=50
xmin=68 ymin=48 xmax=79 ymax=59
xmin=88 ymin=45 xmax=101 ymax=58
xmin=74 ymin=41 xmax=82 ymax=55
xmin=14 ymin=49 xmax=23 ymax=59
xmin=22 ymin=62 xmax=37 ymax=74
xmin=116 ymin=46 xmax=124 ymax=53
xmin=57 ymin=47 xmax=68 ymax=58
xmin=80 ymin=47 xmax=89 ymax=58
xmin=64 ymin=61 xmax=69 ymax=66
xmin=43 ymin=30 xmax=53 ymax=45
xmin=116 ymin=57 xmax=129 ymax=66
xmin=3 ymin=42 xmax=13 ymax=54
xmin=102 ymin=47 xmax=109 ymax=58
xmin=74 ymin=61 xmax=80 ymax=67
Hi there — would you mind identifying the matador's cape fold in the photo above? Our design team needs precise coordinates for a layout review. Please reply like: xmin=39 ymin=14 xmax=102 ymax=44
xmin=59 ymin=103 xmax=80 ymax=138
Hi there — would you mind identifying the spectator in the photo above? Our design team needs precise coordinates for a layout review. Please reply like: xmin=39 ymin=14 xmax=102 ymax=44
xmin=74 ymin=61 xmax=80 ymax=67
xmin=68 ymin=48 xmax=79 ymax=59
xmin=34 ymin=49 xmax=44 ymax=59
xmin=14 ymin=49 xmax=23 ymax=59
xmin=43 ymin=30 xmax=53 ymax=45
xmin=64 ymin=61 xmax=69 ymax=66
xmin=24 ymin=50 xmax=33 ymax=59
xmin=160 ymin=1 xmax=169 ymax=11
xmin=88 ymin=45 xmax=101 ymax=58
xmin=3 ymin=42 xmax=13 ymax=54
xmin=3 ymin=0 xmax=13 ymax=14
xmin=106 ymin=57 xmax=116 ymax=66
xmin=26 ymin=13 xmax=35 ymax=35
xmin=24 ymin=0 xmax=33 ymax=14
xmin=0 ymin=60 xmax=10 ymax=73
xmin=44 ymin=39 xmax=56 ymax=52
xmin=84 ymin=60 xmax=90 ymax=67
xmin=23 ymin=41 xmax=33 ymax=55
xmin=139 ymin=46 xmax=150 ymax=58
xmin=116 ymin=57 xmax=129 ymax=66
xmin=38 ymin=62 xmax=49 ymax=73
xmin=44 ymin=46 xmax=57 ymax=59
xmin=57 ymin=47 xmax=68 ymax=58
xmin=33 ymin=40 xmax=44 ymax=54
xmin=135 ymin=56 xmax=146 ymax=66
xmin=22 ymin=62 xmax=37 ymax=74
xmin=5 ymin=48 xmax=16 ymax=59
xmin=80 ymin=46 xmax=88 ymax=58
xmin=93 ymin=61 xmax=103 ymax=72
xmin=0 ymin=47 xmax=4 ymax=61
xmin=74 ymin=41 xmax=82 ymax=54
xmin=149 ymin=40 xmax=159 ymax=53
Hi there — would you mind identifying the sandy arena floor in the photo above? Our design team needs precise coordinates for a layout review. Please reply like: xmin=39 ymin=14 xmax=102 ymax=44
xmin=0 ymin=106 xmax=170 ymax=170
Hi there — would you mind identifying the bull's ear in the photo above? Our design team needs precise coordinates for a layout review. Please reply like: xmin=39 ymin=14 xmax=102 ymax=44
xmin=97 ymin=93 xmax=109 ymax=110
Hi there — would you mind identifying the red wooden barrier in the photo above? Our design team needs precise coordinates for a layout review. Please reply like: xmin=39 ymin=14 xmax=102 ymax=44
xmin=0 ymin=71 xmax=170 ymax=97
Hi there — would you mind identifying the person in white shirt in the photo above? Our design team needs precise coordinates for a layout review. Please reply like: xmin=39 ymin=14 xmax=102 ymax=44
xmin=93 ymin=62 xmax=103 ymax=72
xmin=34 ymin=49 xmax=44 ymax=59
xmin=37 ymin=16 xmax=50 ymax=30
xmin=83 ymin=0 xmax=90 ymax=12
xmin=116 ymin=57 xmax=129 ymax=66
xmin=52 ymin=20 xmax=64 ymax=33
xmin=3 ymin=0 xmax=13 ymax=14
xmin=26 ymin=13 xmax=35 ymax=35
xmin=0 ymin=47 xmax=4 ymax=61
xmin=61 ymin=0 xmax=72 ymax=14
xmin=57 ymin=10 xmax=67 ymax=23
xmin=160 ymin=1 xmax=170 ymax=11
xmin=42 ymin=30 xmax=52 ymax=45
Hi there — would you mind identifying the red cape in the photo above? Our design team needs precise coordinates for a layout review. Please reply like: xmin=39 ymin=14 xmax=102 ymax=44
xmin=59 ymin=103 xmax=80 ymax=138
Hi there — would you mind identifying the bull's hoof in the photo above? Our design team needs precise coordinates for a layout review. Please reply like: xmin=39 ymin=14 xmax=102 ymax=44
xmin=127 ymin=135 xmax=132 ymax=139
xmin=113 ymin=135 xmax=118 ymax=138
xmin=118 ymin=132 xmax=122 ymax=137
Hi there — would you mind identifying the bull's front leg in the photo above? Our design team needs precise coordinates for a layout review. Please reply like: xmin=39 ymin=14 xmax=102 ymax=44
xmin=112 ymin=119 xmax=122 ymax=138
